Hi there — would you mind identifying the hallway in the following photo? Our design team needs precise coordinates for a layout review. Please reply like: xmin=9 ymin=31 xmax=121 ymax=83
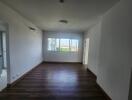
xmin=0 ymin=63 xmax=108 ymax=100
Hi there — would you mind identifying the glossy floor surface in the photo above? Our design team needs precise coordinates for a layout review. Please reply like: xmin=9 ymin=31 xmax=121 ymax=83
xmin=0 ymin=63 xmax=108 ymax=100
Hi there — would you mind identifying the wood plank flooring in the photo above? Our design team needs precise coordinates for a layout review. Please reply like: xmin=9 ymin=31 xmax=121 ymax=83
xmin=0 ymin=63 xmax=109 ymax=100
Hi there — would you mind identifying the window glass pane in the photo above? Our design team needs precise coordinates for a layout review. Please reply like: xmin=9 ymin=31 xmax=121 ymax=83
xmin=48 ymin=38 xmax=51 ymax=51
xmin=48 ymin=38 xmax=59 ymax=51
xmin=56 ymin=39 xmax=59 ymax=51
xmin=70 ymin=39 xmax=79 ymax=52
xmin=60 ymin=39 xmax=70 ymax=52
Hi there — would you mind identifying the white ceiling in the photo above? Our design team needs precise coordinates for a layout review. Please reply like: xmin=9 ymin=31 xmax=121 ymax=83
xmin=1 ymin=0 xmax=119 ymax=32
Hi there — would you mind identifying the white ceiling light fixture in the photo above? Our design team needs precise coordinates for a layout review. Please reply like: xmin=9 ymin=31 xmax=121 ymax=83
xmin=59 ymin=0 xmax=64 ymax=3
xmin=59 ymin=20 xmax=68 ymax=24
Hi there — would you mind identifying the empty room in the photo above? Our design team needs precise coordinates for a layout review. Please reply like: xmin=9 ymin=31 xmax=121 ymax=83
xmin=0 ymin=0 xmax=132 ymax=100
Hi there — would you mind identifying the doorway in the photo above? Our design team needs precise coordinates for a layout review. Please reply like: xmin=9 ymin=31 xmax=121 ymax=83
xmin=0 ymin=30 xmax=8 ymax=91
xmin=83 ymin=38 xmax=90 ymax=65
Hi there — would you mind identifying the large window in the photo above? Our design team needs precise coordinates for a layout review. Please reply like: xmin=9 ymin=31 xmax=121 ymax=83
xmin=48 ymin=38 xmax=79 ymax=52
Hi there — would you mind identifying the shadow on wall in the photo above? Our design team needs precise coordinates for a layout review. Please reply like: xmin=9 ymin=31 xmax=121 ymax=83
xmin=129 ymin=69 xmax=132 ymax=100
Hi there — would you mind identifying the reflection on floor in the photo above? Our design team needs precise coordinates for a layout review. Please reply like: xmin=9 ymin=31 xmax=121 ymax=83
xmin=0 ymin=63 xmax=108 ymax=100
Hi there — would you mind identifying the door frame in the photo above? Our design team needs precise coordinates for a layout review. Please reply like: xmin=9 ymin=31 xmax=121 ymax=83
xmin=0 ymin=22 xmax=10 ymax=87
xmin=83 ymin=38 xmax=90 ymax=65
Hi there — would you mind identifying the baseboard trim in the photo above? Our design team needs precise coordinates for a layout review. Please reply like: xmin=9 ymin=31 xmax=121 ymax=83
xmin=43 ymin=61 xmax=82 ymax=64
xmin=4 ymin=62 xmax=43 ymax=89
xmin=86 ymin=68 xmax=97 ymax=80
xmin=86 ymin=68 xmax=111 ymax=100
xmin=97 ymin=84 xmax=112 ymax=100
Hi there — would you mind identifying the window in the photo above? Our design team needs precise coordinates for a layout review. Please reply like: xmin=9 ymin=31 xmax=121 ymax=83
xmin=48 ymin=38 xmax=79 ymax=52
xmin=60 ymin=39 xmax=70 ymax=52
xmin=48 ymin=38 xmax=59 ymax=51
xmin=70 ymin=39 xmax=79 ymax=52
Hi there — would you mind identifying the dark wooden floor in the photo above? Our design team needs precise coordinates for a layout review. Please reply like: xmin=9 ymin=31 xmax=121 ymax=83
xmin=0 ymin=63 xmax=108 ymax=100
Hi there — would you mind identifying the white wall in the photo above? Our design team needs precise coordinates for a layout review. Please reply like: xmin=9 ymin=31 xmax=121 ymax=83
xmin=43 ymin=31 xmax=83 ymax=63
xmin=84 ymin=0 xmax=132 ymax=100
xmin=0 ymin=1 xmax=43 ymax=86
xmin=83 ymin=22 xmax=102 ymax=75
xmin=0 ymin=23 xmax=6 ymax=31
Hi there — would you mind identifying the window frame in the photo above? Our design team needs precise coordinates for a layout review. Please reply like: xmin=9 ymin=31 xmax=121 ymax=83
xmin=47 ymin=38 xmax=79 ymax=52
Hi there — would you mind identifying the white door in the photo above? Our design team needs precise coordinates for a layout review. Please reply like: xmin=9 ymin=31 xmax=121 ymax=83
xmin=83 ymin=38 xmax=90 ymax=65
